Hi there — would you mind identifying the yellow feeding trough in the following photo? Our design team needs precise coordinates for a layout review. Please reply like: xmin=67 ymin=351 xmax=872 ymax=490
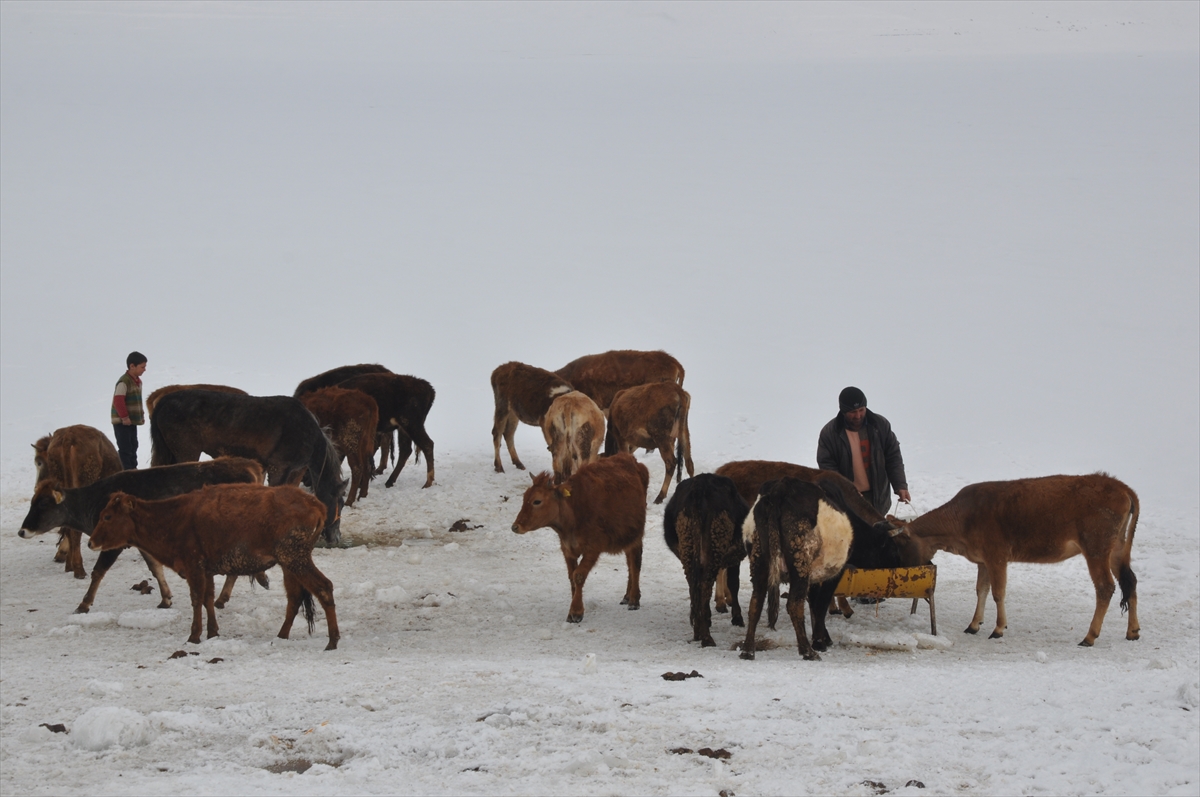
xmin=833 ymin=565 xmax=938 ymax=635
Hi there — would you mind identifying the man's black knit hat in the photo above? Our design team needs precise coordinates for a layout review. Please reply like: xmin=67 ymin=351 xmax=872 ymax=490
xmin=839 ymin=386 xmax=867 ymax=412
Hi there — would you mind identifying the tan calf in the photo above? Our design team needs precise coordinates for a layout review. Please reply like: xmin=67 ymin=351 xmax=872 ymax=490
xmin=605 ymin=381 xmax=694 ymax=504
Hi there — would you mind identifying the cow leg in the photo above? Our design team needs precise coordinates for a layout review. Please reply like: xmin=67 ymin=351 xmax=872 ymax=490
xmin=566 ymin=550 xmax=601 ymax=623
xmin=714 ymin=569 xmax=730 ymax=614
xmin=987 ymin=561 xmax=1008 ymax=639
xmin=75 ymin=547 xmax=123 ymax=614
xmin=215 ymin=575 xmax=238 ymax=609
xmin=138 ymin=551 xmax=174 ymax=608
xmin=788 ymin=576 xmax=819 ymax=660
xmin=696 ymin=569 xmax=716 ymax=647
xmin=281 ymin=558 xmax=340 ymax=651
xmin=410 ymin=425 xmax=435 ymax=489
xmin=653 ymin=444 xmax=675 ymax=504
xmin=345 ymin=456 xmax=360 ymax=507
xmin=67 ymin=528 xmax=86 ymax=579
xmin=808 ymin=579 xmax=838 ymax=652
xmin=278 ymin=572 xmax=302 ymax=640
xmin=739 ymin=566 xmax=768 ymax=660
xmin=203 ymin=574 xmax=220 ymax=639
xmin=836 ymin=597 xmax=854 ymax=618
xmin=965 ymin=563 xmax=990 ymax=634
xmin=620 ymin=542 xmax=642 ymax=610
xmin=1079 ymin=552 xmax=1118 ymax=647
xmin=767 ymin=584 xmax=780 ymax=631
xmin=684 ymin=569 xmax=704 ymax=642
xmin=185 ymin=573 xmax=206 ymax=644
xmin=54 ymin=531 xmax=70 ymax=563
xmin=384 ymin=427 xmax=414 ymax=488
xmin=727 ymin=564 xmax=744 ymax=627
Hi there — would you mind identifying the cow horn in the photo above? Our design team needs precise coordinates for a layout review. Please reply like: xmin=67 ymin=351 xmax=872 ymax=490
xmin=887 ymin=525 xmax=904 ymax=537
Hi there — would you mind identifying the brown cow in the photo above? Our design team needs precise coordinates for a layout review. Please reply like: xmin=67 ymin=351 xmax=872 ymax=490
xmin=299 ymin=387 xmax=379 ymax=506
xmin=335 ymin=373 xmax=436 ymax=489
xmin=555 ymin=350 xmax=684 ymax=412
xmin=893 ymin=473 xmax=1140 ymax=646
xmin=511 ymin=453 xmax=650 ymax=624
xmin=606 ymin=381 xmax=694 ymax=504
xmin=491 ymin=361 xmax=575 ymax=473
xmin=32 ymin=425 xmax=124 ymax=579
xmin=88 ymin=484 xmax=340 ymax=650
xmin=542 ymin=391 xmax=605 ymax=483
xmin=146 ymin=384 xmax=248 ymax=417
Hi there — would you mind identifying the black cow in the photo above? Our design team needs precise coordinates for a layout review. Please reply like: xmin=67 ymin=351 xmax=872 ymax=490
xmin=335 ymin=373 xmax=436 ymax=489
xmin=294 ymin=363 xmax=393 ymax=398
xmin=19 ymin=457 xmax=265 ymax=614
xmin=663 ymin=474 xmax=750 ymax=647
xmin=150 ymin=390 xmax=347 ymax=545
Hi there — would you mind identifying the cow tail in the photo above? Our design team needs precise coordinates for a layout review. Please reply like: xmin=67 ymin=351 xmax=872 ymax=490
xmin=149 ymin=416 xmax=176 ymax=466
xmin=299 ymin=587 xmax=316 ymax=634
xmin=764 ymin=497 xmax=782 ymax=591
xmin=1118 ymin=490 xmax=1140 ymax=613
xmin=603 ymin=415 xmax=620 ymax=457
xmin=676 ymin=390 xmax=693 ymax=482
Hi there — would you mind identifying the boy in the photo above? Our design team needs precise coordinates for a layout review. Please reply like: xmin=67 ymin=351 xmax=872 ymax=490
xmin=112 ymin=351 xmax=147 ymax=469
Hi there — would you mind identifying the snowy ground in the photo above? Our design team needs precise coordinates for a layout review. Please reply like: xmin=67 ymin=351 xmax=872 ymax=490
xmin=2 ymin=449 xmax=1197 ymax=796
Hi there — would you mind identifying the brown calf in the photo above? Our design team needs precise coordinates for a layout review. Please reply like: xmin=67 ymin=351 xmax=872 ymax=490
xmin=542 ymin=392 xmax=605 ymax=483
xmin=894 ymin=473 xmax=1140 ymax=646
xmin=299 ymin=387 xmax=379 ymax=506
xmin=606 ymin=381 xmax=694 ymax=504
xmin=554 ymin=350 xmax=684 ymax=412
xmin=32 ymin=425 xmax=124 ymax=579
xmin=89 ymin=484 xmax=339 ymax=650
xmin=511 ymin=453 xmax=650 ymax=624
xmin=491 ymin=361 xmax=575 ymax=473
xmin=146 ymin=384 xmax=247 ymax=417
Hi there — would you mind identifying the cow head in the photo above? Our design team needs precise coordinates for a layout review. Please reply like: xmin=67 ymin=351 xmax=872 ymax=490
xmin=512 ymin=472 xmax=566 ymax=534
xmin=884 ymin=516 xmax=935 ymax=565
xmin=32 ymin=435 xmax=52 ymax=481
xmin=18 ymin=480 xmax=69 ymax=538
xmin=88 ymin=493 xmax=138 ymax=551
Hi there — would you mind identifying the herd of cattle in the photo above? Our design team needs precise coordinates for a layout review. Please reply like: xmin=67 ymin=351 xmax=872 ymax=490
xmin=17 ymin=350 xmax=1142 ymax=659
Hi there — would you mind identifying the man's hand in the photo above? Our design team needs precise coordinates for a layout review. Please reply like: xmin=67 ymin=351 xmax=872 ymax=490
xmin=121 ymin=417 xmax=131 ymax=426
xmin=897 ymin=489 xmax=912 ymax=503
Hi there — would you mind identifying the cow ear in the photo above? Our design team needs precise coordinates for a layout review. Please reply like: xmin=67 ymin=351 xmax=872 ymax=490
xmin=52 ymin=490 xmax=65 ymax=504
xmin=529 ymin=473 xmax=537 ymax=484
xmin=119 ymin=494 xmax=136 ymax=510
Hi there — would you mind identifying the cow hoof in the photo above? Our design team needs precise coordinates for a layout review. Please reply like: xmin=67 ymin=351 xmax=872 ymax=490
xmin=988 ymin=630 xmax=1004 ymax=639
xmin=620 ymin=596 xmax=628 ymax=605
xmin=566 ymin=614 xmax=583 ymax=623
xmin=626 ymin=603 xmax=639 ymax=611
xmin=813 ymin=640 xmax=829 ymax=652
xmin=384 ymin=479 xmax=397 ymax=488
xmin=1078 ymin=638 xmax=1095 ymax=647
xmin=494 ymin=465 xmax=504 ymax=474
xmin=802 ymin=650 xmax=821 ymax=661
xmin=1127 ymin=631 xmax=1140 ymax=641
xmin=214 ymin=599 xmax=227 ymax=609
xmin=73 ymin=571 xmax=87 ymax=580
xmin=701 ymin=637 xmax=716 ymax=648
xmin=157 ymin=600 xmax=172 ymax=609
xmin=188 ymin=636 xmax=202 ymax=645
xmin=732 ymin=616 xmax=744 ymax=628
xmin=514 ymin=463 xmax=526 ymax=471
xmin=73 ymin=605 xmax=91 ymax=615
xmin=653 ymin=495 xmax=666 ymax=505
xmin=715 ymin=605 xmax=729 ymax=614
xmin=964 ymin=627 xmax=979 ymax=635
xmin=739 ymin=649 xmax=755 ymax=661
xmin=325 ymin=641 xmax=338 ymax=651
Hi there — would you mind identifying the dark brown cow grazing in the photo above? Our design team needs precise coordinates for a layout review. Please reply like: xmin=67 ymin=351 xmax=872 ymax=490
xmin=335 ymin=373 xmax=436 ymax=489
xmin=294 ymin=364 xmax=393 ymax=398
xmin=299 ymin=387 xmax=379 ymax=506
xmin=512 ymin=453 xmax=650 ymax=623
xmin=88 ymin=484 xmax=340 ymax=650
xmin=606 ymin=381 xmax=694 ymax=504
xmin=555 ymin=350 xmax=684 ymax=412
xmin=663 ymin=474 xmax=751 ymax=647
xmin=542 ymin=391 xmax=605 ymax=483
xmin=19 ymin=457 xmax=265 ymax=613
xmin=893 ymin=473 xmax=1140 ymax=646
xmin=32 ymin=425 xmax=124 ymax=579
xmin=146 ymin=384 xmax=247 ymax=417
xmin=491 ymin=361 xmax=575 ymax=473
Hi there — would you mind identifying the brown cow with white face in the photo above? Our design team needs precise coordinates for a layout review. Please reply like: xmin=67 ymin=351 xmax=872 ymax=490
xmin=32 ymin=425 xmax=124 ymax=579
xmin=512 ymin=453 xmax=650 ymax=624
xmin=554 ymin=350 xmax=684 ymax=412
xmin=541 ymin=391 xmax=605 ymax=483
xmin=605 ymin=381 xmax=694 ymax=504
xmin=893 ymin=473 xmax=1140 ymax=646
xmin=491 ymin=361 xmax=574 ymax=473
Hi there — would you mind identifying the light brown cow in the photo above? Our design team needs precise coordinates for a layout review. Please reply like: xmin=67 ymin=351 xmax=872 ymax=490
xmin=606 ymin=381 xmax=694 ymax=504
xmin=541 ymin=392 xmax=605 ymax=483
xmin=89 ymin=484 xmax=339 ymax=650
xmin=299 ymin=386 xmax=379 ymax=506
xmin=893 ymin=473 xmax=1140 ymax=646
xmin=491 ymin=361 xmax=574 ymax=473
xmin=146 ymin=384 xmax=248 ymax=417
xmin=32 ymin=425 xmax=124 ymax=579
xmin=554 ymin=350 xmax=684 ymax=412
xmin=512 ymin=453 xmax=650 ymax=624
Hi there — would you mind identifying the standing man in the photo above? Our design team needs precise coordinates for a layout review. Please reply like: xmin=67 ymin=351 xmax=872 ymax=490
xmin=112 ymin=351 xmax=147 ymax=469
xmin=816 ymin=386 xmax=911 ymax=516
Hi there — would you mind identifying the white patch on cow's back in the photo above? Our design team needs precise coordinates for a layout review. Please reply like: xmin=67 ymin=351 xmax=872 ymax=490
xmin=549 ymin=385 xmax=573 ymax=398
xmin=810 ymin=499 xmax=853 ymax=582
xmin=742 ymin=496 xmax=760 ymax=547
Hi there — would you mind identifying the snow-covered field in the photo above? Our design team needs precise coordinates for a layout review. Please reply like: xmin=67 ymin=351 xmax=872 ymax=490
xmin=2 ymin=449 xmax=1197 ymax=796
xmin=2 ymin=2 xmax=1198 ymax=795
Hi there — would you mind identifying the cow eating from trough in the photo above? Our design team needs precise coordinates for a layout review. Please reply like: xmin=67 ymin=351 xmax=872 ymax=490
xmin=334 ymin=373 xmax=436 ymax=489
xmin=19 ymin=457 xmax=266 ymax=614
xmin=490 ymin=361 xmax=575 ymax=473
xmin=891 ymin=473 xmax=1141 ymax=646
xmin=554 ymin=350 xmax=684 ymax=412
xmin=149 ymin=390 xmax=347 ymax=545
xmin=663 ymin=474 xmax=751 ymax=647
xmin=298 ymin=386 xmax=379 ymax=506
xmin=605 ymin=381 xmax=694 ymax=504
xmin=511 ymin=453 xmax=650 ymax=624
xmin=32 ymin=425 xmax=124 ymax=579
xmin=89 ymin=484 xmax=340 ymax=650
xmin=541 ymin=391 xmax=605 ymax=483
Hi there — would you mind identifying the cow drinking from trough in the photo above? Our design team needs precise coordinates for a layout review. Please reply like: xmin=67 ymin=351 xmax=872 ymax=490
xmin=32 ymin=425 xmax=124 ymax=579
xmin=663 ymin=474 xmax=751 ymax=647
xmin=149 ymin=390 xmax=347 ymax=545
xmin=606 ymin=381 xmax=694 ymax=504
xmin=334 ymin=373 xmax=436 ymax=489
xmin=490 ymin=361 xmax=574 ymax=473
xmin=299 ymin=386 xmax=379 ymax=506
xmin=542 ymin=391 xmax=605 ymax=483
xmin=89 ymin=484 xmax=340 ymax=650
xmin=892 ymin=473 xmax=1140 ymax=646
xmin=512 ymin=453 xmax=650 ymax=624
xmin=554 ymin=350 xmax=684 ymax=412
xmin=19 ymin=458 xmax=266 ymax=613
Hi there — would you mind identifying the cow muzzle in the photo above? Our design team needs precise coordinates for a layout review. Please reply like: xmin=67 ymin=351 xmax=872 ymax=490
xmin=18 ymin=527 xmax=42 ymax=539
xmin=511 ymin=522 xmax=524 ymax=534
